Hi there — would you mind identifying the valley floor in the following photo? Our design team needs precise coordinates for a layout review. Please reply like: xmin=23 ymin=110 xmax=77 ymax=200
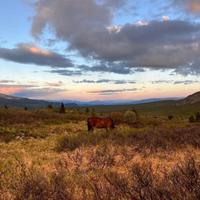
xmin=0 ymin=108 xmax=200 ymax=199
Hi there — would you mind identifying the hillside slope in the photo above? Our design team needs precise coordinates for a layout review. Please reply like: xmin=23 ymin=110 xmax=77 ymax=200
xmin=0 ymin=93 xmax=51 ymax=108
xmin=178 ymin=91 xmax=200 ymax=105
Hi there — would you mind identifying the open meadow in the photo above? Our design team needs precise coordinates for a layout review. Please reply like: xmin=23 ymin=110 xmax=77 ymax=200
xmin=0 ymin=102 xmax=200 ymax=200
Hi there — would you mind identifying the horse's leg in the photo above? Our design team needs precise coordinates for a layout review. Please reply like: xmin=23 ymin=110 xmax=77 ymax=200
xmin=87 ymin=122 xmax=92 ymax=132
xmin=88 ymin=125 xmax=94 ymax=133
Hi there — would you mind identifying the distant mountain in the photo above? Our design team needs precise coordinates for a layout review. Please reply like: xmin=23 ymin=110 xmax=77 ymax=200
xmin=0 ymin=93 xmax=22 ymax=100
xmin=63 ymin=97 xmax=180 ymax=106
xmin=0 ymin=93 xmax=77 ymax=108
xmin=0 ymin=93 xmax=51 ymax=108
xmin=178 ymin=91 xmax=200 ymax=105
xmin=0 ymin=92 xmax=194 ymax=108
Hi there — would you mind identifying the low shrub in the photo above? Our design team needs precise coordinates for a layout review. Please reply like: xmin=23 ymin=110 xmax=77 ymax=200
xmin=110 ymin=112 xmax=124 ymax=125
xmin=57 ymin=135 xmax=83 ymax=151
xmin=168 ymin=115 xmax=174 ymax=120
xmin=189 ymin=115 xmax=196 ymax=123
xmin=123 ymin=110 xmax=137 ymax=124
xmin=196 ymin=112 xmax=200 ymax=122
xmin=2 ymin=156 xmax=200 ymax=200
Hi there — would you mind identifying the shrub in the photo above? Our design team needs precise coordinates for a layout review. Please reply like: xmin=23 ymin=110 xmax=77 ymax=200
xmin=189 ymin=115 xmax=195 ymax=123
xmin=168 ymin=115 xmax=173 ymax=120
xmin=124 ymin=110 xmax=137 ymax=124
xmin=48 ymin=104 xmax=53 ymax=109
xmin=57 ymin=135 xmax=82 ymax=151
xmin=91 ymin=108 xmax=95 ymax=116
xmin=10 ymin=160 xmax=73 ymax=200
xmin=195 ymin=112 xmax=200 ymax=122
xmin=85 ymin=107 xmax=90 ymax=114
xmin=110 ymin=112 xmax=124 ymax=125
xmin=59 ymin=103 xmax=65 ymax=114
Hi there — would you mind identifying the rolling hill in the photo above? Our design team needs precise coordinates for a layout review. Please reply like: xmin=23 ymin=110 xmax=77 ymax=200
xmin=0 ymin=91 xmax=199 ymax=109
xmin=178 ymin=91 xmax=200 ymax=105
xmin=0 ymin=93 xmax=53 ymax=108
xmin=0 ymin=94 xmax=80 ymax=108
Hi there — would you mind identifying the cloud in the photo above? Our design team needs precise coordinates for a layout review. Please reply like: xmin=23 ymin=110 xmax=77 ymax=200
xmin=13 ymin=88 xmax=66 ymax=99
xmin=0 ymin=83 xmax=38 ymax=96
xmin=0 ymin=83 xmax=38 ymax=88
xmin=0 ymin=80 xmax=16 ymax=83
xmin=100 ymin=0 xmax=127 ymax=10
xmin=151 ymin=80 xmax=200 ymax=85
xmin=49 ymin=69 xmax=82 ymax=76
xmin=31 ymin=0 xmax=200 ymax=75
xmin=88 ymin=88 xmax=138 ymax=95
xmin=162 ymin=16 xmax=170 ymax=21
xmin=79 ymin=63 xmax=134 ymax=74
xmin=45 ymin=81 xmax=63 ymax=87
xmin=174 ymin=0 xmax=200 ymax=14
xmin=152 ymin=80 xmax=172 ymax=84
xmin=73 ymin=79 xmax=136 ymax=84
xmin=0 ymin=43 xmax=73 ymax=68
xmin=174 ymin=80 xmax=199 ymax=85
xmin=0 ymin=81 xmax=68 ymax=99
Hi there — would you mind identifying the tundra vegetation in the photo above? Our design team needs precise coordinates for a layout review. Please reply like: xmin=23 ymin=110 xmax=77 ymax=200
xmin=0 ymin=102 xmax=200 ymax=200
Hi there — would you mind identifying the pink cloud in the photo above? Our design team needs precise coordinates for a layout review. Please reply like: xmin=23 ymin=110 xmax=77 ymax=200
xmin=0 ymin=86 xmax=23 ymax=95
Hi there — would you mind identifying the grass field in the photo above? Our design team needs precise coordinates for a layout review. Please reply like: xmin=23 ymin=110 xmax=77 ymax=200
xmin=0 ymin=102 xmax=200 ymax=200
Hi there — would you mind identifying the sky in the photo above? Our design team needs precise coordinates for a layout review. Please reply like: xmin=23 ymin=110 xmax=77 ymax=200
xmin=0 ymin=0 xmax=200 ymax=101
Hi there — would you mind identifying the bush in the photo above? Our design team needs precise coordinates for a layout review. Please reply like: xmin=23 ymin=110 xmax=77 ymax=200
xmin=123 ymin=110 xmax=137 ymax=124
xmin=189 ymin=115 xmax=195 ymax=123
xmin=195 ymin=112 xmax=200 ymax=122
xmin=91 ymin=108 xmax=95 ymax=116
xmin=1 ymin=153 xmax=200 ymax=200
xmin=85 ymin=107 xmax=90 ymax=114
xmin=59 ymin=103 xmax=65 ymax=114
xmin=168 ymin=115 xmax=173 ymax=120
xmin=10 ymin=160 xmax=73 ymax=200
xmin=48 ymin=104 xmax=53 ymax=109
xmin=110 ymin=112 xmax=124 ymax=125
xmin=57 ymin=135 xmax=82 ymax=151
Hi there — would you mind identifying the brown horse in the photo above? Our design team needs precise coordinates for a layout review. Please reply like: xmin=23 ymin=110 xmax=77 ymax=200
xmin=87 ymin=117 xmax=115 ymax=132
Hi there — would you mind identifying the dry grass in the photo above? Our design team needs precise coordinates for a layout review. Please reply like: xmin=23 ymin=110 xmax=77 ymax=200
xmin=0 ymin=108 xmax=200 ymax=199
xmin=0 ymin=150 xmax=200 ymax=200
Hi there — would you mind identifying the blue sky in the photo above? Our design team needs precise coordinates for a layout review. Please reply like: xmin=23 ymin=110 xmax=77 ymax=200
xmin=0 ymin=0 xmax=200 ymax=100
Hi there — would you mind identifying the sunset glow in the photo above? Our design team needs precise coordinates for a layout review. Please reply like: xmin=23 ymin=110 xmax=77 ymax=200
xmin=0 ymin=0 xmax=200 ymax=101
